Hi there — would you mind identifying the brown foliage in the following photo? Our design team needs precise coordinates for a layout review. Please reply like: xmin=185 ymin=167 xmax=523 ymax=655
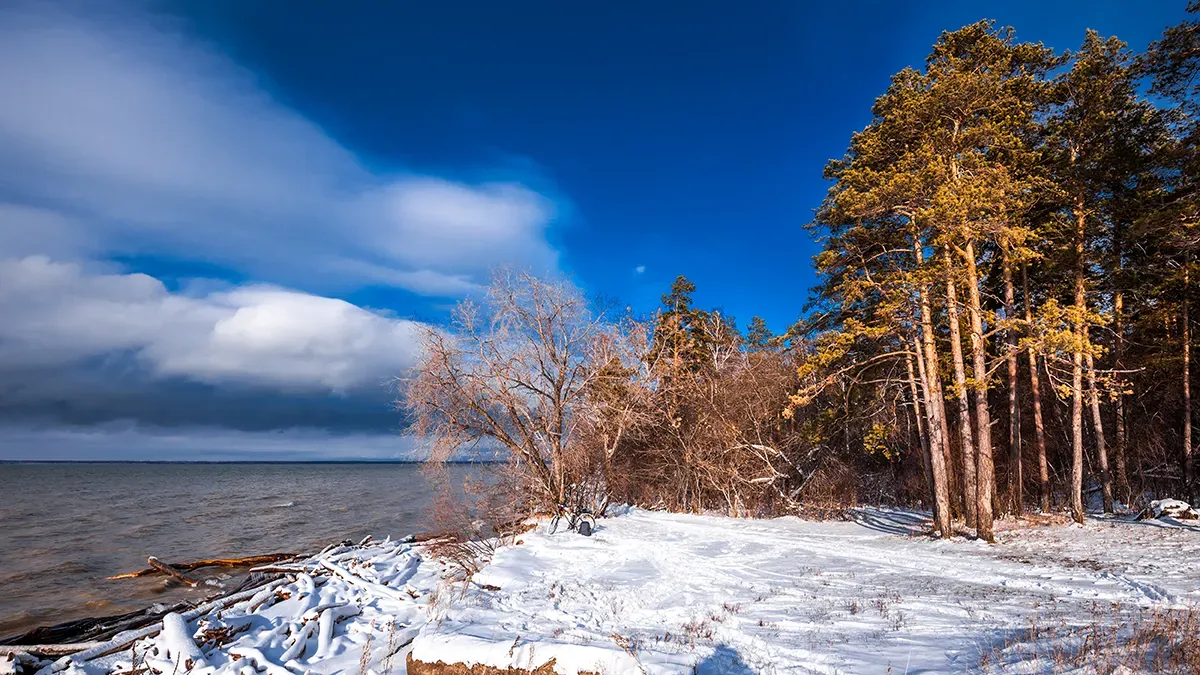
xmin=404 ymin=269 xmax=890 ymax=520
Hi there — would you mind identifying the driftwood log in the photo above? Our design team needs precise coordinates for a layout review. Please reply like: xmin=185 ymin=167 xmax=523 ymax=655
xmin=145 ymin=557 xmax=197 ymax=587
xmin=107 ymin=554 xmax=297 ymax=581
xmin=0 ymin=643 xmax=105 ymax=656
xmin=1 ymin=572 xmax=284 ymax=650
xmin=3 ymin=548 xmax=300 ymax=658
xmin=0 ymin=603 xmax=189 ymax=649
xmin=0 ymin=577 xmax=289 ymax=661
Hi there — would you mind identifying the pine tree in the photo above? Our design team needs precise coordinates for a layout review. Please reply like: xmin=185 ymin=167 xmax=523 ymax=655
xmin=1144 ymin=2 xmax=1200 ymax=502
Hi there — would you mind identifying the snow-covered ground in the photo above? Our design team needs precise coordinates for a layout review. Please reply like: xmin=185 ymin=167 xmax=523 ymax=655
xmin=413 ymin=509 xmax=1200 ymax=674
xmin=24 ymin=508 xmax=1199 ymax=675
xmin=31 ymin=539 xmax=442 ymax=675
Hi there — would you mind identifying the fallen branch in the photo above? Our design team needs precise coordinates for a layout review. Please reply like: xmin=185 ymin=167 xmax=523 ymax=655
xmin=0 ymin=643 xmax=104 ymax=657
xmin=3 ymin=578 xmax=290 ymax=666
xmin=0 ymin=603 xmax=190 ymax=648
xmin=46 ymin=578 xmax=292 ymax=670
xmin=107 ymin=553 xmax=297 ymax=580
xmin=145 ymin=557 xmax=197 ymax=587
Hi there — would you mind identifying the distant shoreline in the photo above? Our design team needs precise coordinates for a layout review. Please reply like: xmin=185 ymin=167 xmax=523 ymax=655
xmin=0 ymin=459 xmax=499 ymax=465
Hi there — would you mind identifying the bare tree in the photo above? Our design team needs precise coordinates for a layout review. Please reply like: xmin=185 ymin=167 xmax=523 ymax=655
xmin=403 ymin=269 xmax=609 ymax=509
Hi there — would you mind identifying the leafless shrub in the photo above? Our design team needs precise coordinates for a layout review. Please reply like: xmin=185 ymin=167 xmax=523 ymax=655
xmin=404 ymin=268 xmax=624 ymax=511
xmin=420 ymin=462 xmax=531 ymax=595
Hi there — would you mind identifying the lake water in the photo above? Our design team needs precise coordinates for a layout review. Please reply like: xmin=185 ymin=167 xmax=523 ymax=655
xmin=0 ymin=462 xmax=464 ymax=639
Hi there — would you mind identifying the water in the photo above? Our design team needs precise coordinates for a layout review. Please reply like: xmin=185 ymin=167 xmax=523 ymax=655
xmin=0 ymin=462 xmax=461 ymax=638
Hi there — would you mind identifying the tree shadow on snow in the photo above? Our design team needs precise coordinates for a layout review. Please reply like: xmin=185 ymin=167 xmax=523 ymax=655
xmin=1104 ymin=514 xmax=1200 ymax=533
xmin=694 ymin=644 xmax=754 ymax=675
xmin=848 ymin=508 xmax=931 ymax=536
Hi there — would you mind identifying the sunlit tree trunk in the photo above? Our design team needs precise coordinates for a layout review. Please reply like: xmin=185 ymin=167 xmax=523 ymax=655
xmin=1085 ymin=350 xmax=1113 ymax=513
xmin=906 ymin=348 xmax=931 ymax=464
xmin=1070 ymin=193 xmax=1086 ymax=525
xmin=1185 ymin=262 xmax=1194 ymax=502
xmin=1022 ymin=263 xmax=1051 ymax=513
xmin=944 ymin=248 xmax=977 ymax=528
xmin=1112 ymin=223 xmax=1130 ymax=504
xmin=911 ymin=335 xmax=937 ymax=506
xmin=914 ymin=237 xmax=953 ymax=537
xmin=1002 ymin=246 xmax=1023 ymax=515
xmin=961 ymin=239 xmax=995 ymax=542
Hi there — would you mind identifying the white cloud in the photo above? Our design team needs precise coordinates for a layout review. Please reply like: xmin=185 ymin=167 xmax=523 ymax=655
xmin=0 ymin=2 xmax=561 ymax=297
xmin=0 ymin=257 xmax=424 ymax=391
xmin=635 ymin=265 xmax=646 ymax=274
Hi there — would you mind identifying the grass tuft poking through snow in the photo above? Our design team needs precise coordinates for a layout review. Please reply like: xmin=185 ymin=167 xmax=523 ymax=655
xmin=982 ymin=603 xmax=1200 ymax=674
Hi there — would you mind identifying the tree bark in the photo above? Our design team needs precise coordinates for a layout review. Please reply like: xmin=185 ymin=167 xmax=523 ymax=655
xmin=914 ymin=238 xmax=954 ymax=537
xmin=944 ymin=248 xmax=977 ymax=528
xmin=1185 ymin=262 xmax=1194 ymax=502
xmin=1001 ymin=246 xmax=1023 ymax=515
xmin=910 ymin=336 xmax=937 ymax=507
xmin=906 ymin=348 xmax=931 ymax=462
xmin=1113 ymin=290 xmax=1130 ymax=505
xmin=1112 ymin=220 xmax=1130 ymax=504
xmin=1070 ymin=193 xmax=1087 ymax=525
xmin=1022 ymin=263 xmax=1051 ymax=513
xmin=1085 ymin=350 xmax=1113 ymax=513
xmin=961 ymin=239 xmax=995 ymax=542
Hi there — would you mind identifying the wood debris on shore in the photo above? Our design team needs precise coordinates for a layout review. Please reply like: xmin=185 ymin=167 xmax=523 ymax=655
xmin=0 ymin=535 xmax=433 ymax=675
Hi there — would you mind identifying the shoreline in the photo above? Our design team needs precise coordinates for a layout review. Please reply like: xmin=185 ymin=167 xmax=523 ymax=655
xmin=3 ymin=507 xmax=1196 ymax=674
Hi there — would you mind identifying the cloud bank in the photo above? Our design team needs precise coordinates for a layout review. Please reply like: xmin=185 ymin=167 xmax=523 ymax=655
xmin=0 ymin=2 xmax=565 ymax=456
xmin=0 ymin=2 xmax=560 ymax=296
xmin=0 ymin=257 xmax=423 ymax=391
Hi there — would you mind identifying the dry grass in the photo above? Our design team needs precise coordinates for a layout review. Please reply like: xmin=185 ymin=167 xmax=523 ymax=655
xmin=982 ymin=602 xmax=1200 ymax=674
xmin=992 ymin=512 xmax=1075 ymax=532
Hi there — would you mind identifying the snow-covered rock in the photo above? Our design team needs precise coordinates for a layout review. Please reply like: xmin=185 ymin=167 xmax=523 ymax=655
xmin=1148 ymin=498 xmax=1198 ymax=520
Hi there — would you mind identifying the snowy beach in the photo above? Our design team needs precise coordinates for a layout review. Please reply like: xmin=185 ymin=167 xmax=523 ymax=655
xmin=0 ymin=463 xmax=455 ymax=637
xmin=11 ymin=508 xmax=1197 ymax=675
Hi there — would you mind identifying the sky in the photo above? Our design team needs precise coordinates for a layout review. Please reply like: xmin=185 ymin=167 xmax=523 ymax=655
xmin=0 ymin=0 xmax=1187 ymax=460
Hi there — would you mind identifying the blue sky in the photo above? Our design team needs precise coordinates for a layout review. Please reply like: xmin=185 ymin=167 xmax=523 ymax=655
xmin=0 ymin=0 xmax=1186 ymax=459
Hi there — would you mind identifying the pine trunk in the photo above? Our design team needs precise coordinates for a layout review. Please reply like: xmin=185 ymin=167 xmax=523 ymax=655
xmin=961 ymin=239 xmax=995 ymax=542
xmin=910 ymin=336 xmax=937 ymax=506
xmin=1112 ymin=221 xmax=1130 ymax=504
xmin=914 ymin=238 xmax=954 ymax=537
xmin=1002 ymin=246 xmax=1023 ymax=515
xmin=944 ymin=248 xmax=977 ymax=528
xmin=906 ymin=348 xmax=931 ymax=460
xmin=1114 ymin=291 xmax=1130 ymax=505
xmin=1070 ymin=195 xmax=1086 ymax=525
xmin=1085 ymin=350 xmax=1113 ymax=513
xmin=1185 ymin=263 xmax=1194 ymax=502
xmin=1022 ymin=263 xmax=1051 ymax=513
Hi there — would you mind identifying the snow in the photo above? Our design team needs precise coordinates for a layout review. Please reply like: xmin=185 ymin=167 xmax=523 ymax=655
xmin=412 ymin=509 xmax=1200 ymax=674
xmin=41 ymin=539 xmax=439 ymax=675
xmin=1148 ymin=498 xmax=1198 ymax=520
xmin=156 ymin=613 xmax=206 ymax=670
xmin=31 ymin=508 xmax=1200 ymax=675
